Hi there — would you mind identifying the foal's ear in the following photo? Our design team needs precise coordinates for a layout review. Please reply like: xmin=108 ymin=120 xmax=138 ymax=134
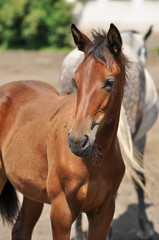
xmin=107 ymin=23 xmax=122 ymax=55
xmin=71 ymin=24 xmax=91 ymax=52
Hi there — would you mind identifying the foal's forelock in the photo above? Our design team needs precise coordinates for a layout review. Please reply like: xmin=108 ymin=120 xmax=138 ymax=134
xmin=86 ymin=29 xmax=107 ymax=63
xmin=85 ymin=29 xmax=129 ymax=84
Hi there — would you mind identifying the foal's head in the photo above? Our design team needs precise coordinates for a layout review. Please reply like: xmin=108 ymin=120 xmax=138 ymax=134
xmin=68 ymin=24 xmax=126 ymax=157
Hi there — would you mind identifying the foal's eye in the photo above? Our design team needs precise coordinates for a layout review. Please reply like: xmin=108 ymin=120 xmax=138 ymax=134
xmin=72 ymin=79 xmax=77 ymax=89
xmin=103 ymin=78 xmax=115 ymax=92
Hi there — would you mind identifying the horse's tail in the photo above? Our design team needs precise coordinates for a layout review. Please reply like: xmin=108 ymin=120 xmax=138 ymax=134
xmin=118 ymin=105 xmax=156 ymax=204
xmin=0 ymin=180 xmax=20 ymax=224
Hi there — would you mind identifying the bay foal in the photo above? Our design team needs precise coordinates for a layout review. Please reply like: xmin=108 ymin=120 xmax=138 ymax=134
xmin=0 ymin=24 xmax=126 ymax=240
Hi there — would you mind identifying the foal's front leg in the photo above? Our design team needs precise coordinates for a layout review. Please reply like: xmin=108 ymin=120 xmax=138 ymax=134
xmin=50 ymin=193 xmax=74 ymax=240
xmin=87 ymin=198 xmax=115 ymax=240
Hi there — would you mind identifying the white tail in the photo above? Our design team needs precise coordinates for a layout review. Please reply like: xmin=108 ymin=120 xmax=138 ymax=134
xmin=118 ymin=105 xmax=157 ymax=204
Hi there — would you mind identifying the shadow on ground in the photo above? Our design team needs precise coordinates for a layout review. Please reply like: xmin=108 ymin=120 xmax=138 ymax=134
xmin=112 ymin=204 xmax=159 ymax=240
xmin=72 ymin=204 xmax=159 ymax=240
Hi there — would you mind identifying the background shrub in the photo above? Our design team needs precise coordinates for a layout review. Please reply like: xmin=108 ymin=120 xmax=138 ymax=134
xmin=0 ymin=0 xmax=74 ymax=49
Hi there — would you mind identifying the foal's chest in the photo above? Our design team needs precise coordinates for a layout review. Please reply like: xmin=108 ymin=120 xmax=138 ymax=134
xmin=78 ymin=173 xmax=114 ymax=213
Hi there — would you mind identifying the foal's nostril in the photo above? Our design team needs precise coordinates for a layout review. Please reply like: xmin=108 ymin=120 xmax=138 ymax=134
xmin=67 ymin=132 xmax=92 ymax=157
xmin=81 ymin=135 xmax=89 ymax=149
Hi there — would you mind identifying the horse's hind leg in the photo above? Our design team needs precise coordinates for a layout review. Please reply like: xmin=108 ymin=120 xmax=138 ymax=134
xmin=134 ymin=135 xmax=154 ymax=240
xmin=12 ymin=196 xmax=43 ymax=240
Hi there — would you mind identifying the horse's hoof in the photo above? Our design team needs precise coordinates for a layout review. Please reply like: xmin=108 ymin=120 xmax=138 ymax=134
xmin=137 ymin=221 xmax=154 ymax=240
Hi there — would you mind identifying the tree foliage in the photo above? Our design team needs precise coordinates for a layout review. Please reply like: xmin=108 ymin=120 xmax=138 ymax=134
xmin=0 ymin=0 xmax=74 ymax=49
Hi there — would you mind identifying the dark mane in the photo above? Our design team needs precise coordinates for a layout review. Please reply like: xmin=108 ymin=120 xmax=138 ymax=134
xmin=86 ymin=29 xmax=107 ymax=63
xmin=123 ymin=54 xmax=131 ymax=86
xmin=86 ymin=28 xmax=130 ymax=85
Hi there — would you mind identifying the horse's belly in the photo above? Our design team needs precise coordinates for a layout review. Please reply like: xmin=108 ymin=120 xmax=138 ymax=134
xmin=4 ymin=153 xmax=50 ymax=203
xmin=2 ymin=131 xmax=50 ymax=203
xmin=4 ymin=156 xmax=50 ymax=203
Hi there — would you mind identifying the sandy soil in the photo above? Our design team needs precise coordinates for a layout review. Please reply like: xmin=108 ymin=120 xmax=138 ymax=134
xmin=0 ymin=50 xmax=159 ymax=240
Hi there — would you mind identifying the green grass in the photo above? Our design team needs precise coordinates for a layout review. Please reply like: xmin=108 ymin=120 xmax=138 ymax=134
xmin=0 ymin=43 xmax=74 ymax=51
xmin=39 ymin=46 xmax=74 ymax=51
xmin=148 ymin=46 xmax=159 ymax=54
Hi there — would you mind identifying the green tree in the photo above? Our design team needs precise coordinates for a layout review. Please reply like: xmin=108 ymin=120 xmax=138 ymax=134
xmin=0 ymin=0 xmax=74 ymax=49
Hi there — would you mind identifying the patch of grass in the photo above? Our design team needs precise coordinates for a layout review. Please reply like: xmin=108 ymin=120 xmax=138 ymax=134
xmin=0 ymin=44 xmax=74 ymax=51
xmin=148 ymin=46 xmax=159 ymax=54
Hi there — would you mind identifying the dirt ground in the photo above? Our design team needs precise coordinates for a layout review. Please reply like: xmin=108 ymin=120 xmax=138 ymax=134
xmin=0 ymin=49 xmax=159 ymax=240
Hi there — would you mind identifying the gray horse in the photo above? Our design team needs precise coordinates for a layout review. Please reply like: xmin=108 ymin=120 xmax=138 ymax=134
xmin=59 ymin=26 xmax=158 ymax=240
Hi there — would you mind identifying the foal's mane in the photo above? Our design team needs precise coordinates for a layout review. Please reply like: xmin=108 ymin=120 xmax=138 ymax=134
xmin=86 ymin=28 xmax=130 ymax=84
xmin=86 ymin=29 xmax=107 ymax=63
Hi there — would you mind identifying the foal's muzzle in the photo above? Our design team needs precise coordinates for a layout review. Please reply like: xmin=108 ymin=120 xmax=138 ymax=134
xmin=67 ymin=132 xmax=93 ymax=157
